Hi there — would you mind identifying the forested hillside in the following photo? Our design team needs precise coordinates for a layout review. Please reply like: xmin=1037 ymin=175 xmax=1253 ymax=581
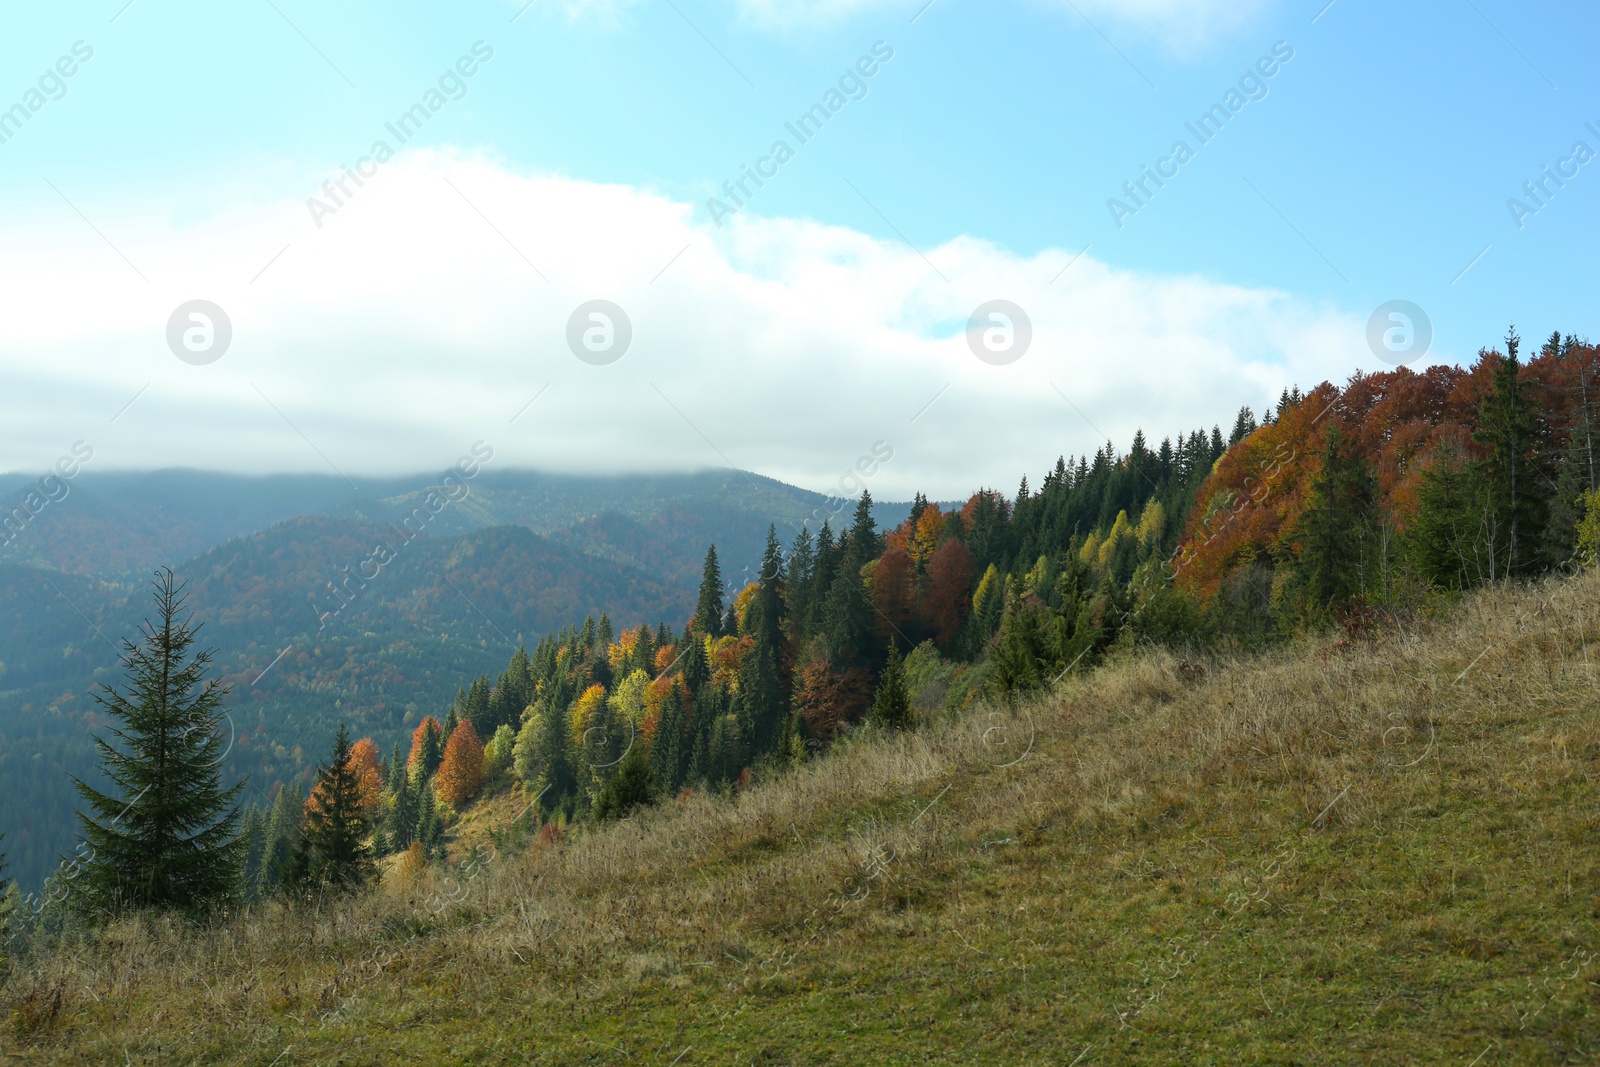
xmin=3 ymin=327 xmax=1597 ymax=952
xmin=0 ymin=470 xmax=912 ymax=892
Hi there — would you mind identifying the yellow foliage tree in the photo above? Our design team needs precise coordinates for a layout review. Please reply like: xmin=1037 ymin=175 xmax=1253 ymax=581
xmin=569 ymin=683 xmax=607 ymax=736
xmin=1135 ymin=498 xmax=1166 ymax=549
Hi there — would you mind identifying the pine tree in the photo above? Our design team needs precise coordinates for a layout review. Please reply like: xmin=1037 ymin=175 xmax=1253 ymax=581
xmin=990 ymin=577 xmax=1046 ymax=694
xmin=298 ymin=725 xmax=375 ymax=892
xmin=870 ymin=644 xmax=912 ymax=731
xmin=802 ymin=521 xmax=833 ymax=625
xmin=693 ymin=546 xmax=725 ymax=637
xmin=1406 ymin=441 xmax=1492 ymax=588
xmin=70 ymin=569 xmax=244 ymax=916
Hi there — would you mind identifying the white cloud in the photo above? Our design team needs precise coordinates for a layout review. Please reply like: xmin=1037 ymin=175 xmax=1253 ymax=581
xmin=0 ymin=150 xmax=1364 ymax=501
xmin=734 ymin=0 xmax=1278 ymax=49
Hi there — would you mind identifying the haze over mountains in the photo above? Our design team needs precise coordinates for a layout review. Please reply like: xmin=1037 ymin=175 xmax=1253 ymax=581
xmin=0 ymin=466 xmax=913 ymax=890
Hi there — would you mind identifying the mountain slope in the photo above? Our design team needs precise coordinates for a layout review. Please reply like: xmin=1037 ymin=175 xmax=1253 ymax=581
xmin=9 ymin=569 xmax=1599 ymax=1063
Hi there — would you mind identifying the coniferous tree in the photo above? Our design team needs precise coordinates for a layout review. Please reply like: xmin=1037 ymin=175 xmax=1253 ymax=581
xmin=739 ymin=526 xmax=788 ymax=758
xmin=806 ymin=522 xmax=840 ymax=637
xmin=390 ymin=770 xmax=419 ymax=852
xmin=595 ymin=744 xmax=656 ymax=821
xmin=297 ymin=725 xmax=375 ymax=892
xmin=415 ymin=781 xmax=444 ymax=861
xmin=870 ymin=644 xmax=912 ymax=731
xmin=785 ymin=527 xmax=816 ymax=642
xmin=257 ymin=780 xmax=304 ymax=898
xmin=1474 ymin=327 xmax=1546 ymax=578
xmin=1406 ymin=441 xmax=1492 ymax=589
xmin=70 ymin=569 xmax=244 ymax=916
xmin=239 ymin=805 xmax=267 ymax=897
xmin=650 ymin=683 xmax=690 ymax=795
xmin=1278 ymin=424 xmax=1375 ymax=622
xmin=693 ymin=546 xmax=725 ymax=637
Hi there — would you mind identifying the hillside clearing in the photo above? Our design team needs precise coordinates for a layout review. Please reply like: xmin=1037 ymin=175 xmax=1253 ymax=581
xmin=6 ymin=570 xmax=1600 ymax=1064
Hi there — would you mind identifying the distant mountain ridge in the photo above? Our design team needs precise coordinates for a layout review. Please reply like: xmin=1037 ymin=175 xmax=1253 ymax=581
xmin=0 ymin=466 xmax=914 ymax=891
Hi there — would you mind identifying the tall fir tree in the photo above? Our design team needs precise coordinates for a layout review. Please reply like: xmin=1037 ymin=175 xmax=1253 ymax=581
xmin=70 ymin=569 xmax=244 ymax=916
xmin=693 ymin=546 xmax=725 ymax=638
xmin=1474 ymin=327 xmax=1546 ymax=578
xmin=738 ymin=526 xmax=789 ymax=759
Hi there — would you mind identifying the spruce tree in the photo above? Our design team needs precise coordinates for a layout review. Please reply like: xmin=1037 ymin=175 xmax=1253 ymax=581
xmin=70 ymin=569 xmax=244 ymax=916
xmin=785 ymin=527 xmax=816 ymax=641
xmin=739 ymin=526 xmax=788 ymax=758
xmin=298 ymin=725 xmax=375 ymax=892
xmin=870 ymin=644 xmax=912 ymax=731
xmin=1406 ymin=442 xmax=1491 ymax=588
xmin=694 ymin=545 xmax=725 ymax=637
xmin=390 ymin=771 xmax=419 ymax=851
xmin=1474 ymin=327 xmax=1546 ymax=578
xmin=1281 ymin=424 xmax=1374 ymax=622
xmin=257 ymin=780 xmax=304 ymax=898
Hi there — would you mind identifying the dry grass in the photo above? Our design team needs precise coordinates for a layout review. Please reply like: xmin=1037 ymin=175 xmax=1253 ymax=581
xmin=6 ymin=570 xmax=1600 ymax=1063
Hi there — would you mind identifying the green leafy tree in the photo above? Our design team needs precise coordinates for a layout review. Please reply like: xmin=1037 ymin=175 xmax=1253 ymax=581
xmin=70 ymin=569 xmax=244 ymax=916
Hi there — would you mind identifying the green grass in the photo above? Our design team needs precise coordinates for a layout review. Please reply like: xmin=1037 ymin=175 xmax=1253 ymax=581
xmin=6 ymin=571 xmax=1600 ymax=1063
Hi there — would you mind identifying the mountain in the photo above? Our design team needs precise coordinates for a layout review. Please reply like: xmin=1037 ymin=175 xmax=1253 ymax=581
xmin=0 ymin=467 xmax=914 ymax=891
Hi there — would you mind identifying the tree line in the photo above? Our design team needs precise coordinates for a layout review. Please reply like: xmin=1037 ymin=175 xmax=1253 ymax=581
xmin=3 ymin=326 xmax=1595 ymax=940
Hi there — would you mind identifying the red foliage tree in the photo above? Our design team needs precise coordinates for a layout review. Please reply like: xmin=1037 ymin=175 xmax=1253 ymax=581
xmin=921 ymin=538 xmax=976 ymax=651
xmin=870 ymin=547 xmax=917 ymax=647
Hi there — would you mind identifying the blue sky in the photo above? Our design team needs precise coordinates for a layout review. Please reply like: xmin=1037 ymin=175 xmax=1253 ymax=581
xmin=0 ymin=0 xmax=1594 ymax=499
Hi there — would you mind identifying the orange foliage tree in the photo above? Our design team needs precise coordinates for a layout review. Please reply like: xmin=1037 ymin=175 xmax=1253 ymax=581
xmin=1171 ymin=341 xmax=1600 ymax=604
xmin=348 ymin=737 xmax=383 ymax=812
xmin=436 ymin=720 xmax=484 ymax=807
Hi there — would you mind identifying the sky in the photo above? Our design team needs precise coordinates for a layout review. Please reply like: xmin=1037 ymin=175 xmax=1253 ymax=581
xmin=0 ymin=0 xmax=1593 ymax=501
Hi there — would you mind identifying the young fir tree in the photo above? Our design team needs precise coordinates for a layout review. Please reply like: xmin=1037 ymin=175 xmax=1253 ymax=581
xmin=70 ymin=569 xmax=244 ymax=916
xmin=595 ymin=743 xmax=657 ymax=821
xmin=870 ymin=643 xmax=912 ymax=731
xmin=296 ymin=725 xmax=375 ymax=891
xmin=415 ymin=781 xmax=444 ymax=861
